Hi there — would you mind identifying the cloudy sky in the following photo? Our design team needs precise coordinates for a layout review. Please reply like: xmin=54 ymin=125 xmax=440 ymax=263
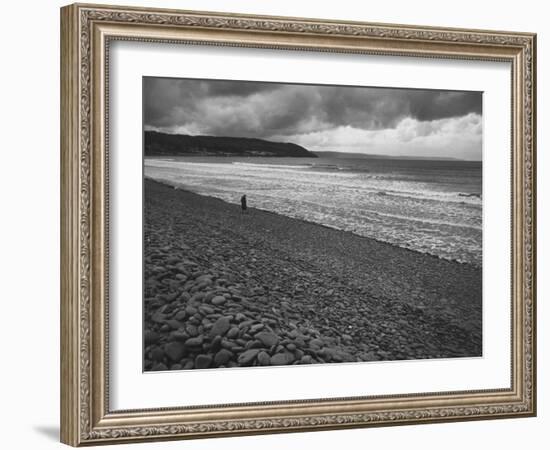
xmin=143 ymin=77 xmax=482 ymax=160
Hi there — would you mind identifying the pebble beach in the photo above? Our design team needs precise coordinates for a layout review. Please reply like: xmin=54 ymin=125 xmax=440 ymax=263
xmin=144 ymin=179 xmax=482 ymax=371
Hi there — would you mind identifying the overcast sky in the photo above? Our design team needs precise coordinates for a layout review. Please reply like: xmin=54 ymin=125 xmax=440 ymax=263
xmin=144 ymin=77 xmax=482 ymax=160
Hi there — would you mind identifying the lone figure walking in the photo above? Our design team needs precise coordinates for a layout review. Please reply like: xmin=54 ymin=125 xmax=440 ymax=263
xmin=240 ymin=194 xmax=247 ymax=214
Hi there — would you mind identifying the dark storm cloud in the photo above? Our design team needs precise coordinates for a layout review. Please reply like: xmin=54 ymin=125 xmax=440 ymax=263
xmin=203 ymin=80 xmax=278 ymax=97
xmin=143 ymin=77 xmax=482 ymax=139
xmin=409 ymin=90 xmax=482 ymax=122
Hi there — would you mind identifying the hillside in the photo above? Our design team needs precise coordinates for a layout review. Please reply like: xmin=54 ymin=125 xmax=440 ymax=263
xmin=144 ymin=131 xmax=317 ymax=158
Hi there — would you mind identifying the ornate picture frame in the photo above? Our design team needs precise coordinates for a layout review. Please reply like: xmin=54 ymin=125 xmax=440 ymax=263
xmin=60 ymin=3 xmax=536 ymax=446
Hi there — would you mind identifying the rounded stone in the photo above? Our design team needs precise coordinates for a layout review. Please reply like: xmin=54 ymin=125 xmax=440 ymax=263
xmin=164 ymin=342 xmax=185 ymax=362
xmin=249 ymin=323 xmax=264 ymax=334
xmin=151 ymin=311 xmax=166 ymax=323
xmin=211 ymin=335 xmax=222 ymax=351
xmin=165 ymin=319 xmax=182 ymax=330
xmin=174 ymin=310 xmax=186 ymax=321
xmin=185 ymin=324 xmax=199 ymax=337
xmin=178 ymin=292 xmax=191 ymax=302
xmin=185 ymin=306 xmax=198 ymax=316
xmin=152 ymin=362 xmax=168 ymax=371
xmin=237 ymin=349 xmax=260 ymax=366
xmin=209 ymin=316 xmax=231 ymax=338
xmin=227 ymin=327 xmax=239 ymax=339
xmin=195 ymin=275 xmax=212 ymax=284
xmin=170 ymin=331 xmax=188 ymax=342
xmin=183 ymin=360 xmax=194 ymax=370
xmin=144 ymin=330 xmax=160 ymax=345
xmin=211 ymin=296 xmax=227 ymax=306
xmin=257 ymin=351 xmax=271 ymax=366
xmin=150 ymin=347 xmax=165 ymax=362
xmin=309 ymin=338 xmax=324 ymax=349
xmin=254 ymin=331 xmax=279 ymax=347
xmin=214 ymin=349 xmax=233 ymax=366
xmin=184 ymin=336 xmax=203 ymax=348
xmin=199 ymin=305 xmax=215 ymax=315
xmin=195 ymin=354 xmax=213 ymax=369
xmin=191 ymin=292 xmax=205 ymax=302
xmin=270 ymin=352 xmax=295 ymax=366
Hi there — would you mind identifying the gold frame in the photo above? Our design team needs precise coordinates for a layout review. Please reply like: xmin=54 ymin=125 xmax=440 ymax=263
xmin=60 ymin=2 xmax=537 ymax=446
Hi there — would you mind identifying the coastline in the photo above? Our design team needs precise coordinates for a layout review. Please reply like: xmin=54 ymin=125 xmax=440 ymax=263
xmin=145 ymin=174 xmax=480 ymax=268
xmin=145 ymin=155 xmax=483 ymax=267
xmin=153 ymin=176 xmax=481 ymax=269
xmin=144 ymin=178 xmax=482 ymax=371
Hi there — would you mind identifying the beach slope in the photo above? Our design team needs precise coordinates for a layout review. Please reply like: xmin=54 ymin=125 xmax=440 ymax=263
xmin=144 ymin=179 xmax=482 ymax=371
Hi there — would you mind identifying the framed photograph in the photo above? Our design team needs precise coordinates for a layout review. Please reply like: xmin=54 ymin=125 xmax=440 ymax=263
xmin=60 ymin=3 xmax=537 ymax=446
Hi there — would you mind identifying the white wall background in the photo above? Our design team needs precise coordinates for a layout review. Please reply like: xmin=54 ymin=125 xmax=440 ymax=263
xmin=0 ymin=0 xmax=546 ymax=449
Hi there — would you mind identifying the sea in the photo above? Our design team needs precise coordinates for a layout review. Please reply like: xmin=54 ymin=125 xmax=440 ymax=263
xmin=144 ymin=155 xmax=482 ymax=266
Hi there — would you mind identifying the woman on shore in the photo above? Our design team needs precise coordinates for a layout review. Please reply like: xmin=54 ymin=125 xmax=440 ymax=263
xmin=240 ymin=194 xmax=247 ymax=214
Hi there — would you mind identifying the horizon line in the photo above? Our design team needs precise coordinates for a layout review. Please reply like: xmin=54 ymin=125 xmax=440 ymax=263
xmin=144 ymin=129 xmax=481 ymax=162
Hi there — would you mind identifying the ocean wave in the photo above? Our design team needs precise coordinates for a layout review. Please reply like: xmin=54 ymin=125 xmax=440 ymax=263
xmin=144 ymin=156 xmax=482 ymax=265
xmin=350 ymin=207 xmax=482 ymax=231
xmin=232 ymin=162 xmax=313 ymax=170
xmin=458 ymin=192 xmax=482 ymax=199
xmin=373 ymin=189 xmax=482 ymax=205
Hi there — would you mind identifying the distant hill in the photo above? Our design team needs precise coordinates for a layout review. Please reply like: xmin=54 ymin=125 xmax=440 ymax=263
xmin=144 ymin=131 xmax=317 ymax=158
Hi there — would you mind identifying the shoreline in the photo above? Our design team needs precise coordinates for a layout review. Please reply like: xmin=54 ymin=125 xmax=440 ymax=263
xmin=143 ymin=178 xmax=482 ymax=371
xmin=145 ymin=176 xmax=480 ymax=269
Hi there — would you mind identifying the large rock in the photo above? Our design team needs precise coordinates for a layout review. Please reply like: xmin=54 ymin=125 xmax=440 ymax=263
xmin=204 ymin=291 xmax=217 ymax=303
xmin=183 ymin=360 xmax=194 ymax=370
xmin=209 ymin=316 xmax=231 ymax=338
xmin=185 ymin=306 xmax=198 ymax=316
xmin=195 ymin=274 xmax=213 ymax=284
xmin=144 ymin=330 xmax=159 ymax=345
xmin=309 ymin=338 xmax=323 ymax=350
xmin=211 ymin=296 xmax=227 ymax=306
xmin=165 ymin=319 xmax=182 ymax=330
xmin=210 ymin=335 xmax=222 ymax=352
xmin=235 ymin=313 xmax=247 ymax=322
xmin=257 ymin=351 xmax=271 ymax=366
xmin=178 ymin=292 xmax=191 ymax=302
xmin=150 ymin=347 xmax=165 ymax=362
xmin=174 ymin=310 xmax=186 ymax=321
xmin=254 ymin=331 xmax=279 ymax=347
xmin=214 ymin=349 xmax=233 ymax=366
xmin=227 ymin=327 xmax=239 ymax=339
xmin=151 ymin=312 xmax=167 ymax=324
xmin=270 ymin=352 xmax=295 ymax=366
xmin=195 ymin=354 xmax=212 ymax=369
xmin=199 ymin=305 xmax=215 ymax=315
xmin=237 ymin=349 xmax=260 ymax=366
xmin=170 ymin=331 xmax=188 ymax=342
xmin=151 ymin=362 xmax=168 ymax=371
xmin=164 ymin=342 xmax=185 ymax=362
xmin=249 ymin=323 xmax=264 ymax=334
xmin=184 ymin=336 xmax=203 ymax=348
xmin=191 ymin=292 xmax=205 ymax=302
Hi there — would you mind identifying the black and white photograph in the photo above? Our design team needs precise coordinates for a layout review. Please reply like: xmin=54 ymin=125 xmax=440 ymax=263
xmin=142 ymin=77 xmax=483 ymax=372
